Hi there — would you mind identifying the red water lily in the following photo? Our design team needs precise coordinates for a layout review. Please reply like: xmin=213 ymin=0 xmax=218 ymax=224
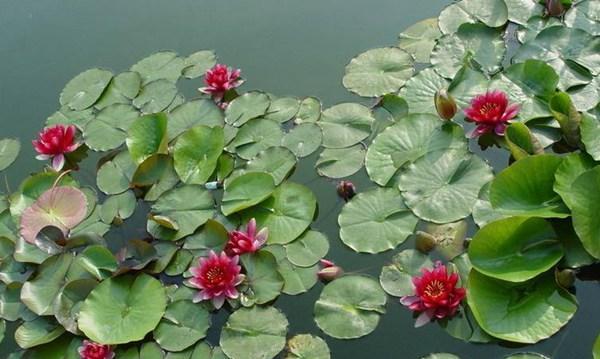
xmin=225 ymin=218 xmax=268 ymax=256
xmin=188 ymin=251 xmax=244 ymax=309
xmin=78 ymin=340 xmax=114 ymax=359
xmin=400 ymin=261 xmax=466 ymax=327
xmin=464 ymin=90 xmax=520 ymax=137
xmin=32 ymin=124 xmax=80 ymax=171
xmin=199 ymin=64 xmax=244 ymax=102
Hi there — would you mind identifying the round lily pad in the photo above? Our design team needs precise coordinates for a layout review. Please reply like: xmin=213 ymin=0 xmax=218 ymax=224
xmin=126 ymin=113 xmax=169 ymax=165
xmin=96 ymin=150 xmax=137 ymax=195
xmin=153 ymin=300 xmax=210 ymax=352
xmin=60 ymin=68 xmax=113 ymax=110
xmin=296 ymin=97 xmax=321 ymax=123
xmin=567 ymin=166 xmax=600 ymax=259
xmin=84 ymin=104 xmax=139 ymax=151
xmin=469 ymin=217 xmax=563 ymax=282
xmin=467 ymin=270 xmax=577 ymax=344
xmin=553 ymin=152 xmax=596 ymax=209
xmin=338 ymin=187 xmax=418 ymax=253
xmin=240 ymin=251 xmax=284 ymax=305
xmin=241 ymin=182 xmax=316 ymax=244
xmin=221 ymin=172 xmax=276 ymax=216
xmin=174 ymin=125 xmax=224 ymax=184
xmin=490 ymin=154 xmax=569 ymax=218
xmin=399 ymin=68 xmax=450 ymax=115
xmin=319 ymin=103 xmax=374 ymax=148
xmin=220 ymin=306 xmax=288 ymax=359
xmin=264 ymin=97 xmax=300 ymax=123
xmin=78 ymin=274 xmax=167 ymax=344
xmin=282 ymin=123 xmax=322 ymax=157
xmin=379 ymin=249 xmax=433 ymax=297
xmin=225 ymin=91 xmax=271 ymax=127
xmin=228 ymin=146 xmax=296 ymax=186
xmin=398 ymin=149 xmax=493 ymax=224
xmin=167 ymin=99 xmax=224 ymax=141
xmin=94 ymin=71 xmax=141 ymax=109
xmin=182 ymin=50 xmax=217 ymax=79
xmin=277 ymin=258 xmax=318 ymax=296
xmin=130 ymin=51 xmax=184 ymax=85
xmin=316 ymin=145 xmax=365 ymax=179
xmin=227 ymin=118 xmax=284 ymax=160
xmin=0 ymin=138 xmax=20 ymax=171
xmin=285 ymin=334 xmax=330 ymax=359
xmin=14 ymin=316 xmax=65 ymax=349
xmin=133 ymin=80 xmax=178 ymax=114
xmin=285 ymin=230 xmax=329 ymax=267
xmin=314 ymin=275 xmax=386 ymax=339
xmin=438 ymin=0 xmax=508 ymax=35
xmin=397 ymin=18 xmax=442 ymax=63
xmin=342 ymin=47 xmax=414 ymax=97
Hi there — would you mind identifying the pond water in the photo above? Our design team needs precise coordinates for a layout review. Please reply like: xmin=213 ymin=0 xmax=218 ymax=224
xmin=1 ymin=1 xmax=599 ymax=358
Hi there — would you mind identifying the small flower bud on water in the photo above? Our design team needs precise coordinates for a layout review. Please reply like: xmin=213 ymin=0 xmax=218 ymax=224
xmin=318 ymin=259 xmax=343 ymax=282
xmin=337 ymin=180 xmax=356 ymax=201
xmin=546 ymin=0 xmax=565 ymax=17
xmin=415 ymin=231 xmax=437 ymax=254
xmin=434 ymin=89 xmax=458 ymax=121
xmin=555 ymin=268 xmax=576 ymax=288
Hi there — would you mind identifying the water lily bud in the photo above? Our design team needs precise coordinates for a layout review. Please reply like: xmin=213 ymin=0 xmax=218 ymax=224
xmin=555 ymin=268 xmax=576 ymax=288
xmin=546 ymin=0 xmax=565 ymax=17
xmin=318 ymin=259 xmax=343 ymax=282
xmin=415 ymin=231 xmax=436 ymax=254
xmin=434 ymin=89 xmax=457 ymax=121
xmin=336 ymin=180 xmax=356 ymax=201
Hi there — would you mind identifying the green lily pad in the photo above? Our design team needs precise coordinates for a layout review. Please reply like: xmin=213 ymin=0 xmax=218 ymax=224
xmin=399 ymin=149 xmax=493 ymax=223
xmin=264 ymin=97 xmax=300 ymax=123
xmin=153 ymin=300 xmax=210 ymax=352
xmin=565 ymin=0 xmax=600 ymax=36
xmin=438 ymin=0 xmax=508 ymax=35
xmin=397 ymin=18 xmax=442 ymax=63
xmin=130 ymin=51 xmax=184 ymax=85
xmin=228 ymin=146 xmax=296 ymax=186
xmin=227 ymin=118 xmax=284 ymax=160
xmin=366 ymin=114 xmax=467 ymax=186
xmin=567 ymin=166 xmax=600 ymax=259
xmin=281 ymin=123 xmax=322 ymax=158
xmin=338 ymin=187 xmax=418 ymax=253
xmin=316 ymin=145 xmax=365 ymax=179
xmin=53 ymin=278 xmax=97 ymax=334
xmin=0 ymin=138 xmax=20 ymax=171
xmin=554 ymin=152 xmax=597 ymax=209
xmin=133 ymin=80 xmax=178 ymax=114
xmin=96 ymin=151 xmax=137 ymax=195
xmin=220 ymin=306 xmax=288 ymax=359
xmin=14 ymin=316 xmax=65 ymax=349
xmin=21 ymin=253 xmax=73 ymax=316
xmin=241 ymin=182 xmax=316 ymax=244
xmin=342 ymin=47 xmax=414 ymax=97
xmin=182 ymin=219 xmax=228 ymax=254
xmin=225 ymin=92 xmax=271 ymax=127
xmin=319 ymin=103 xmax=374 ymax=148
xmin=277 ymin=258 xmax=318 ymax=295
xmin=148 ymin=185 xmax=215 ymax=241
xmin=99 ymin=190 xmax=137 ymax=224
xmin=94 ymin=71 xmax=141 ymax=109
xmin=379 ymin=249 xmax=433 ymax=297
xmin=78 ymin=274 xmax=167 ymax=344
xmin=221 ymin=172 xmax=276 ymax=216
xmin=0 ymin=282 xmax=31 ymax=321
xmin=182 ymin=50 xmax=217 ymax=79
xmin=399 ymin=68 xmax=450 ymax=115
xmin=76 ymin=245 xmax=118 ymax=280
xmin=167 ymin=99 xmax=224 ymax=141
xmin=504 ymin=0 xmax=545 ymax=25
xmin=469 ymin=217 xmax=563 ymax=282
xmin=581 ymin=113 xmax=600 ymax=160
xmin=513 ymin=27 xmax=599 ymax=90
xmin=467 ymin=270 xmax=577 ymax=344
xmin=84 ymin=104 xmax=139 ymax=151
xmin=240 ymin=251 xmax=284 ymax=305
xmin=594 ymin=333 xmax=600 ymax=359
xmin=60 ymin=68 xmax=113 ymax=111
xmin=432 ymin=23 xmax=505 ymax=79
xmin=285 ymin=230 xmax=329 ymax=268
xmin=285 ymin=334 xmax=330 ymax=359
xmin=314 ymin=275 xmax=386 ymax=339
xmin=296 ymin=97 xmax=321 ymax=123
xmin=174 ymin=125 xmax=224 ymax=184
xmin=490 ymin=154 xmax=569 ymax=218
xmin=126 ymin=113 xmax=169 ymax=165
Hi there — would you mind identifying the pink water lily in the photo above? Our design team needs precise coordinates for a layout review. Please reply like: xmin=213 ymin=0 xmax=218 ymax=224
xmin=78 ymin=340 xmax=114 ymax=359
xmin=188 ymin=251 xmax=244 ymax=309
xmin=224 ymin=218 xmax=268 ymax=256
xmin=32 ymin=124 xmax=80 ymax=171
xmin=464 ymin=90 xmax=520 ymax=137
xmin=199 ymin=64 xmax=244 ymax=102
xmin=317 ymin=259 xmax=344 ymax=282
xmin=400 ymin=261 xmax=466 ymax=327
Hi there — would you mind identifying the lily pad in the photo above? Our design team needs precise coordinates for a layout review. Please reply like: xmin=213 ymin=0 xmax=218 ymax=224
xmin=397 ymin=18 xmax=442 ymax=63
xmin=96 ymin=151 xmax=137 ymax=195
xmin=53 ymin=278 xmax=97 ymax=334
xmin=0 ymin=138 xmax=20 ymax=171
xmin=241 ymin=182 xmax=316 ymax=244
xmin=281 ymin=123 xmax=322 ymax=158
xmin=84 ymin=104 xmax=139 ymax=151
xmin=167 ymin=99 xmax=224 ymax=141
xmin=285 ymin=230 xmax=329 ymax=268
xmin=221 ymin=172 xmax=276 ymax=216
xmin=438 ymin=0 xmax=508 ymax=34
xmin=490 ymin=154 xmax=569 ymax=218
xmin=338 ymin=187 xmax=418 ymax=253
xmin=553 ymin=152 xmax=596 ymax=209
xmin=94 ymin=71 xmax=141 ymax=109
xmin=240 ymin=251 xmax=284 ymax=305
xmin=220 ymin=306 xmax=288 ymax=359
xmin=319 ymin=103 xmax=374 ymax=148
xmin=469 ymin=217 xmax=563 ymax=282
xmin=225 ymin=92 xmax=271 ymax=127
xmin=60 ymin=68 xmax=113 ymax=111
xmin=342 ymin=47 xmax=414 ymax=97
xmin=227 ymin=118 xmax=284 ymax=160
xmin=182 ymin=50 xmax=217 ymax=79
xmin=379 ymin=249 xmax=433 ymax=297
xmin=316 ymin=145 xmax=365 ymax=179
xmin=126 ymin=113 xmax=169 ymax=165
xmin=567 ymin=166 xmax=600 ymax=259
xmin=264 ymin=97 xmax=300 ymax=123
xmin=174 ymin=125 xmax=224 ymax=184
xmin=467 ymin=270 xmax=577 ymax=344
xmin=153 ymin=300 xmax=210 ymax=352
xmin=565 ymin=0 xmax=600 ymax=36
xmin=398 ymin=149 xmax=493 ymax=223
xmin=285 ymin=334 xmax=330 ymax=359
xmin=314 ymin=275 xmax=386 ymax=339
xmin=78 ymin=274 xmax=167 ymax=344
xmin=504 ymin=0 xmax=545 ymax=25
xmin=133 ymin=80 xmax=178 ymax=114
xmin=130 ymin=51 xmax=184 ymax=85
xmin=399 ymin=68 xmax=450 ymax=115
xmin=296 ymin=97 xmax=322 ymax=123
xmin=14 ymin=316 xmax=65 ymax=349
xmin=228 ymin=146 xmax=296 ymax=186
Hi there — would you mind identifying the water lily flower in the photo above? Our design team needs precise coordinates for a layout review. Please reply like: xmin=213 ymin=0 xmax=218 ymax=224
xmin=400 ymin=261 xmax=466 ymax=328
xmin=188 ymin=251 xmax=245 ymax=309
xmin=78 ymin=340 xmax=114 ymax=359
xmin=224 ymin=218 xmax=268 ymax=256
xmin=464 ymin=90 xmax=520 ymax=137
xmin=199 ymin=64 xmax=244 ymax=102
xmin=336 ymin=180 xmax=356 ymax=201
xmin=32 ymin=124 xmax=80 ymax=171
xmin=434 ymin=89 xmax=457 ymax=121
xmin=317 ymin=259 xmax=344 ymax=282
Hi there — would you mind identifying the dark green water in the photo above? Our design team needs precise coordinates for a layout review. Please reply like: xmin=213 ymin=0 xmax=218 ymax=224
xmin=1 ymin=1 xmax=599 ymax=358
